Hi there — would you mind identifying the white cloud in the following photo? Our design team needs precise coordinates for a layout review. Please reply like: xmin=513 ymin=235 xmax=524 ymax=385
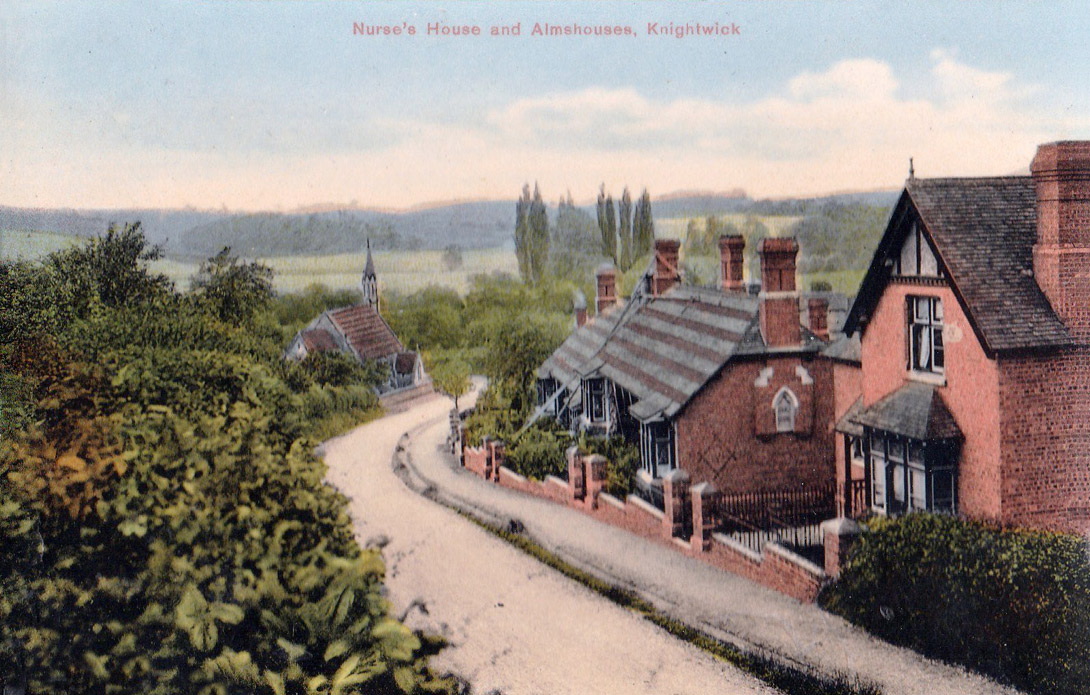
xmin=2 ymin=51 xmax=1083 ymax=209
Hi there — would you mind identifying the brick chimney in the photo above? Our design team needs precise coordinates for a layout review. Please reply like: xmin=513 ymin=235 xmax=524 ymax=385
xmin=808 ymin=297 xmax=829 ymax=341
xmin=596 ymin=263 xmax=618 ymax=313
xmin=1031 ymin=141 xmax=1090 ymax=343
xmin=718 ymin=234 xmax=745 ymax=292
xmin=652 ymin=238 xmax=681 ymax=296
xmin=573 ymin=290 xmax=588 ymax=328
xmin=758 ymin=237 xmax=801 ymax=347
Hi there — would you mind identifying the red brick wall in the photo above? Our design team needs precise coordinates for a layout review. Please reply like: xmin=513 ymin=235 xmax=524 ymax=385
xmin=860 ymin=281 xmax=1002 ymax=521
xmin=832 ymin=361 xmax=864 ymax=493
xmin=998 ymin=349 xmax=1090 ymax=532
xmin=676 ymin=355 xmax=835 ymax=495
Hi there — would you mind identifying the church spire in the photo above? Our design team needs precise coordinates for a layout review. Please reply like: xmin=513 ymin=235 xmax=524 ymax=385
xmin=361 ymin=239 xmax=379 ymax=307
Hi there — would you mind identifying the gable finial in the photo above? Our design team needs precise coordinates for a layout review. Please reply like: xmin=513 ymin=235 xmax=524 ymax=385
xmin=909 ymin=157 xmax=915 ymax=180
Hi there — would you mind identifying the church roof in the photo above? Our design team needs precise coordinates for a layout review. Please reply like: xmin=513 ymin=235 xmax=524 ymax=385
xmin=327 ymin=304 xmax=403 ymax=360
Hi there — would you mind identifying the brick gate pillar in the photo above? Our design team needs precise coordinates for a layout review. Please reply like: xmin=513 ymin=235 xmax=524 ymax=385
xmin=690 ymin=482 xmax=720 ymax=552
xmin=662 ymin=469 xmax=691 ymax=539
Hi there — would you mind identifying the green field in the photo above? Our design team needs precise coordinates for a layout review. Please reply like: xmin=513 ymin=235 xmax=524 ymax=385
xmin=655 ymin=214 xmax=804 ymax=241
xmin=0 ymin=229 xmax=81 ymax=260
xmin=150 ymin=247 xmax=519 ymax=295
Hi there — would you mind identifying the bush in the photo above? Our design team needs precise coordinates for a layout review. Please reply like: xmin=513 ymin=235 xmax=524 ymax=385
xmin=580 ymin=435 xmax=640 ymax=498
xmin=821 ymin=513 xmax=1090 ymax=695
xmin=506 ymin=420 xmax=573 ymax=481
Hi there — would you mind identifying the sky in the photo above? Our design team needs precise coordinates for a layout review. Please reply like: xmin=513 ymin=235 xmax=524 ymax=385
xmin=2 ymin=1 xmax=1089 ymax=211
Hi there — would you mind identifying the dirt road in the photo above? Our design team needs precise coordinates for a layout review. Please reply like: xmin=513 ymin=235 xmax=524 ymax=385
xmin=322 ymin=392 xmax=772 ymax=695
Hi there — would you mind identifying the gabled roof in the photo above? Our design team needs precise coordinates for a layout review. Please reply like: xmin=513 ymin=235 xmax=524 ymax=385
xmin=590 ymin=286 xmax=759 ymax=421
xmin=845 ymin=177 xmax=1072 ymax=353
xmin=851 ymin=382 xmax=962 ymax=441
xmin=537 ymin=302 xmax=628 ymax=390
xmin=300 ymin=328 xmax=339 ymax=352
xmin=327 ymin=304 xmax=403 ymax=360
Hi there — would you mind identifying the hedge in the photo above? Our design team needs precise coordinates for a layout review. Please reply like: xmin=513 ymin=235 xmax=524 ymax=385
xmin=821 ymin=513 xmax=1090 ymax=695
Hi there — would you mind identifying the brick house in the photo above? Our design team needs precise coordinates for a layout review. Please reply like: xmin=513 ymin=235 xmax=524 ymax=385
xmin=285 ymin=241 xmax=427 ymax=393
xmin=538 ymin=236 xmax=836 ymax=497
xmin=837 ymin=141 xmax=1090 ymax=533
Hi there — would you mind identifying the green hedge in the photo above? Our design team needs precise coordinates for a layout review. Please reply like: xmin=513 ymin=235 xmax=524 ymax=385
xmin=821 ymin=513 xmax=1090 ymax=695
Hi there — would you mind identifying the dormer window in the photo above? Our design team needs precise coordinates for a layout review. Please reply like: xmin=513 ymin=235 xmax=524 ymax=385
xmin=773 ymin=387 xmax=799 ymax=433
xmin=908 ymin=296 xmax=944 ymax=375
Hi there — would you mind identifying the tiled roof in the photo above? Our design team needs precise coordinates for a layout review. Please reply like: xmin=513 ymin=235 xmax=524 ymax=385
xmin=834 ymin=397 xmax=864 ymax=437
xmin=537 ymin=302 xmax=628 ymax=391
xmin=823 ymin=335 xmax=861 ymax=364
xmin=300 ymin=328 xmax=339 ymax=352
xmin=847 ymin=177 xmax=1072 ymax=353
xmin=327 ymin=304 xmax=404 ymax=360
xmin=591 ymin=286 xmax=759 ymax=421
xmin=907 ymin=177 xmax=1071 ymax=351
xmin=851 ymin=382 xmax=962 ymax=441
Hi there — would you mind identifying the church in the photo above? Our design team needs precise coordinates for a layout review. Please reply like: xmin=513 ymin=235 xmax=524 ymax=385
xmin=284 ymin=242 xmax=427 ymax=394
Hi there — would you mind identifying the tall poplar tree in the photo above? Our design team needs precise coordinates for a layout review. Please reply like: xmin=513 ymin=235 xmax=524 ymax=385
xmin=596 ymin=183 xmax=617 ymax=264
xmin=514 ymin=184 xmax=532 ymax=282
xmin=528 ymin=183 xmax=549 ymax=285
xmin=633 ymin=188 xmax=655 ymax=260
xmin=619 ymin=187 xmax=633 ymax=271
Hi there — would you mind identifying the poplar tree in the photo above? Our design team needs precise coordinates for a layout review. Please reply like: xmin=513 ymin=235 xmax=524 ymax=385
xmin=597 ymin=183 xmax=617 ymax=264
xmin=514 ymin=184 xmax=531 ymax=282
xmin=528 ymin=183 xmax=549 ymax=285
xmin=619 ymin=187 xmax=633 ymax=271
xmin=634 ymin=188 xmax=655 ymax=259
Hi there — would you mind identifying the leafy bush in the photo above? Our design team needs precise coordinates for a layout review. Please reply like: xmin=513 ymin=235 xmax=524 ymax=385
xmin=0 ymin=228 xmax=455 ymax=694
xmin=506 ymin=420 xmax=573 ymax=481
xmin=579 ymin=435 xmax=641 ymax=498
xmin=821 ymin=513 xmax=1090 ymax=695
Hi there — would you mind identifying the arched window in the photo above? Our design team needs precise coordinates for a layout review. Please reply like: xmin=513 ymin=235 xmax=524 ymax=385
xmin=773 ymin=388 xmax=799 ymax=433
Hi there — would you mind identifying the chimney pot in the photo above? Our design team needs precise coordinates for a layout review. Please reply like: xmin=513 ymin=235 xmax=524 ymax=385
xmin=757 ymin=237 xmax=801 ymax=347
xmin=595 ymin=263 xmax=619 ymax=314
xmin=652 ymin=238 xmax=681 ymax=296
xmin=718 ymin=234 xmax=745 ymax=292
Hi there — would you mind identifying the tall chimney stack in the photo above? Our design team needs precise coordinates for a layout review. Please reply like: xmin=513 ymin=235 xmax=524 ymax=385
xmin=1031 ymin=141 xmax=1090 ymax=343
xmin=758 ymin=237 xmax=801 ymax=347
xmin=573 ymin=290 xmax=588 ymax=328
xmin=808 ymin=297 xmax=829 ymax=341
xmin=595 ymin=264 xmax=618 ymax=313
xmin=718 ymin=234 xmax=745 ymax=292
xmin=652 ymin=238 xmax=681 ymax=296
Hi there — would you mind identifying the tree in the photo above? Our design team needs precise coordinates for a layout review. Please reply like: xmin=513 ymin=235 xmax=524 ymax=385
xmin=604 ymin=194 xmax=617 ymax=266
xmin=618 ymin=187 xmax=633 ymax=271
xmin=441 ymin=244 xmax=464 ymax=271
xmin=547 ymin=196 xmax=600 ymax=280
xmin=190 ymin=247 xmax=274 ymax=322
xmin=46 ymin=222 xmax=171 ymax=319
xmin=633 ymin=188 xmax=655 ymax=259
xmin=429 ymin=351 xmax=471 ymax=408
xmin=528 ymin=184 xmax=549 ymax=285
xmin=514 ymin=184 xmax=532 ymax=283
xmin=596 ymin=184 xmax=616 ymax=262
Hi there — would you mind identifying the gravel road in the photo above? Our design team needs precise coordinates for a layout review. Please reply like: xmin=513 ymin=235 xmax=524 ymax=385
xmin=322 ymin=391 xmax=774 ymax=695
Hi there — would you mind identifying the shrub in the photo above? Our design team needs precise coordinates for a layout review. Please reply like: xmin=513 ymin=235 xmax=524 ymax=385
xmin=580 ymin=434 xmax=641 ymax=498
xmin=506 ymin=420 xmax=573 ymax=481
xmin=821 ymin=513 xmax=1090 ymax=695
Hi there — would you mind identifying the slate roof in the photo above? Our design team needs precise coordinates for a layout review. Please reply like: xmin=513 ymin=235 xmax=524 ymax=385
xmin=537 ymin=302 xmax=628 ymax=392
xmin=834 ymin=397 xmax=865 ymax=437
xmin=850 ymin=382 xmax=962 ymax=441
xmin=846 ymin=177 xmax=1072 ymax=353
xmin=539 ymin=281 xmax=825 ymax=423
xmin=327 ymin=304 xmax=404 ymax=360
xmin=823 ymin=335 xmax=861 ymax=364
xmin=588 ymin=286 xmax=759 ymax=421
xmin=300 ymin=328 xmax=339 ymax=352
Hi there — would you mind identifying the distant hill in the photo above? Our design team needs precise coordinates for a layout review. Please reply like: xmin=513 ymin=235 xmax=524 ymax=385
xmin=0 ymin=188 xmax=900 ymax=259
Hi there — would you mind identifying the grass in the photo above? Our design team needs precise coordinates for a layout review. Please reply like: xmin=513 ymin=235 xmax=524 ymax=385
xmin=458 ymin=512 xmax=881 ymax=695
xmin=148 ymin=247 xmax=519 ymax=295
xmin=0 ymin=229 xmax=81 ymax=260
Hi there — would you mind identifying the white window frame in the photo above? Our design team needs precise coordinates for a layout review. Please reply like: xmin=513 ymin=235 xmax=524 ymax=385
xmin=908 ymin=296 xmax=944 ymax=376
xmin=773 ymin=387 xmax=799 ymax=433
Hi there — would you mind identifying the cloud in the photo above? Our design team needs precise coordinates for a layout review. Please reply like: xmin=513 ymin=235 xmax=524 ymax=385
xmin=3 ymin=51 xmax=1083 ymax=209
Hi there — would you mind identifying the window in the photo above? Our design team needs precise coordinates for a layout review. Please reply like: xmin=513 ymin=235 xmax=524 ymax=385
xmin=641 ymin=421 xmax=676 ymax=477
xmin=586 ymin=378 xmax=606 ymax=423
xmin=866 ymin=431 xmax=958 ymax=515
xmin=773 ymin=388 xmax=799 ymax=433
xmin=908 ymin=296 xmax=944 ymax=374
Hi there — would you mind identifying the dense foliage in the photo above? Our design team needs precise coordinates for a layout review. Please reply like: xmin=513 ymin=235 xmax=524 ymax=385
xmin=0 ymin=226 xmax=457 ymax=694
xmin=821 ymin=513 xmax=1090 ymax=695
